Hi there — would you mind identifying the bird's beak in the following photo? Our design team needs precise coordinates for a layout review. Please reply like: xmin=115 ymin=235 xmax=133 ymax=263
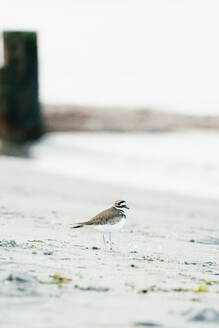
xmin=125 ymin=205 xmax=130 ymax=209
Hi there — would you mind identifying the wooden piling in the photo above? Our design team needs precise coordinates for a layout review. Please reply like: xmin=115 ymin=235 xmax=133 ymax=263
xmin=0 ymin=31 xmax=43 ymax=142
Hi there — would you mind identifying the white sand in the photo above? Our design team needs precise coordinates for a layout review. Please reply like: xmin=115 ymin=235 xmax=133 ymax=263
xmin=0 ymin=156 xmax=219 ymax=327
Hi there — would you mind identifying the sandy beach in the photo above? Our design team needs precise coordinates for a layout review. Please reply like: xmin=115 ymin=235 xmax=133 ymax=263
xmin=0 ymin=147 xmax=219 ymax=328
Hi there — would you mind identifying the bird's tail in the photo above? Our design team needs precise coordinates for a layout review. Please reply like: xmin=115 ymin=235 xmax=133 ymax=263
xmin=70 ymin=222 xmax=84 ymax=229
xmin=72 ymin=224 xmax=83 ymax=229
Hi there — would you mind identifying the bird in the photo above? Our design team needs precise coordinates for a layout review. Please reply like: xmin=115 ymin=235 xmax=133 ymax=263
xmin=71 ymin=200 xmax=129 ymax=250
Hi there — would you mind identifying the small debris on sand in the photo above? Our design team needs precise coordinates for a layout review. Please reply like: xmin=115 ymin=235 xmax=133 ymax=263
xmin=134 ymin=322 xmax=161 ymax=327
xmin=6 ymin=272 xmax=39 ymax=284
xmin=43 ymin=251 xmax=54 ymax=255
xmin=91 ymin=246 xmax=100 ymax=250
xmin=189 ymin=309 xmax=219 ymax=322
xmin=74 ymin=284 xmax=109 ymax=292
xmin=0 ymin=240 xmax=17 ymax=248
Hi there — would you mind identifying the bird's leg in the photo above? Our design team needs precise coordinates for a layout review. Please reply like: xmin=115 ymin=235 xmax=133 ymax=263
xmin=103 ymin=233 xmax=107 ymax=250
xmin=109 ymin=232 xmax=113 ymax=250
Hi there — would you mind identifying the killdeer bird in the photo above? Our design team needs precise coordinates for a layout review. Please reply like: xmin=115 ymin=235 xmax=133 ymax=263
xmin=71 ymin=200 xmax=129 ymax=250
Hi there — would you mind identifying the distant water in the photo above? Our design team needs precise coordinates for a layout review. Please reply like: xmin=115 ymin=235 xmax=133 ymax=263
xmin=27 ymin=131 xmax=219 ymax=200
xmin=1 ymin=0 xmax=219 ymax=115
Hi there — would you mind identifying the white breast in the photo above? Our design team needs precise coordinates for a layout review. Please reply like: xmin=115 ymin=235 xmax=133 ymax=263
xmin=93 ymin=218 xmax=126 ymax=232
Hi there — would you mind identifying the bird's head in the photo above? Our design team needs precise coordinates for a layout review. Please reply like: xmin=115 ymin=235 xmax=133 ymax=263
xmin=114 ymin=200 xmax=130 ymax=210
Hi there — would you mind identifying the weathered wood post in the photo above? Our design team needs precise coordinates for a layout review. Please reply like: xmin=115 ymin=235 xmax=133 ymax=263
xmin=0 ymin=31 xmax=43 ymax=142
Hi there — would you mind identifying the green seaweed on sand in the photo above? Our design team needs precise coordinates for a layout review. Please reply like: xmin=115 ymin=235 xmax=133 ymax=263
xmin=41 ymin=274 xmax=72 ymax=288
xmin=193 ymin=284 xmax=208 ymax=293
xmin=174 ymin=282 xmax=209 ymax=293
xmin=135 ymin=281 xmax=215 ymax=294
xmin=205 ymin=281 xmax=212 ymax=286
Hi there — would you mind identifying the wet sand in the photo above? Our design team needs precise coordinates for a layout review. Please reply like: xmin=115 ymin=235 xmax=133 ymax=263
xmin=0 ymin=156 xmax=219 ymax=327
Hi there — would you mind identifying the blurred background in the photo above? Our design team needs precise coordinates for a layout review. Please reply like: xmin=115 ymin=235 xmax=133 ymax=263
xmin=1 ymin=0 xmax=219 ymax=199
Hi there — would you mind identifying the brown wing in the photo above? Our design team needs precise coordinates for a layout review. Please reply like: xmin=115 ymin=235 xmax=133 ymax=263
xmin=83 ymin=207 xmax=124 ymax=226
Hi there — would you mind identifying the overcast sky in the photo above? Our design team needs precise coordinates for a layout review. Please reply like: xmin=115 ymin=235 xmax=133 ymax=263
xmin=1 ymin=0 xmax=219 ymax=114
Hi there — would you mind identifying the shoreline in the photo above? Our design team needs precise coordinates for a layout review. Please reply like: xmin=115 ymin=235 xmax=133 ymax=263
xmin=1 ymin=129 xmax=219 ymax=201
